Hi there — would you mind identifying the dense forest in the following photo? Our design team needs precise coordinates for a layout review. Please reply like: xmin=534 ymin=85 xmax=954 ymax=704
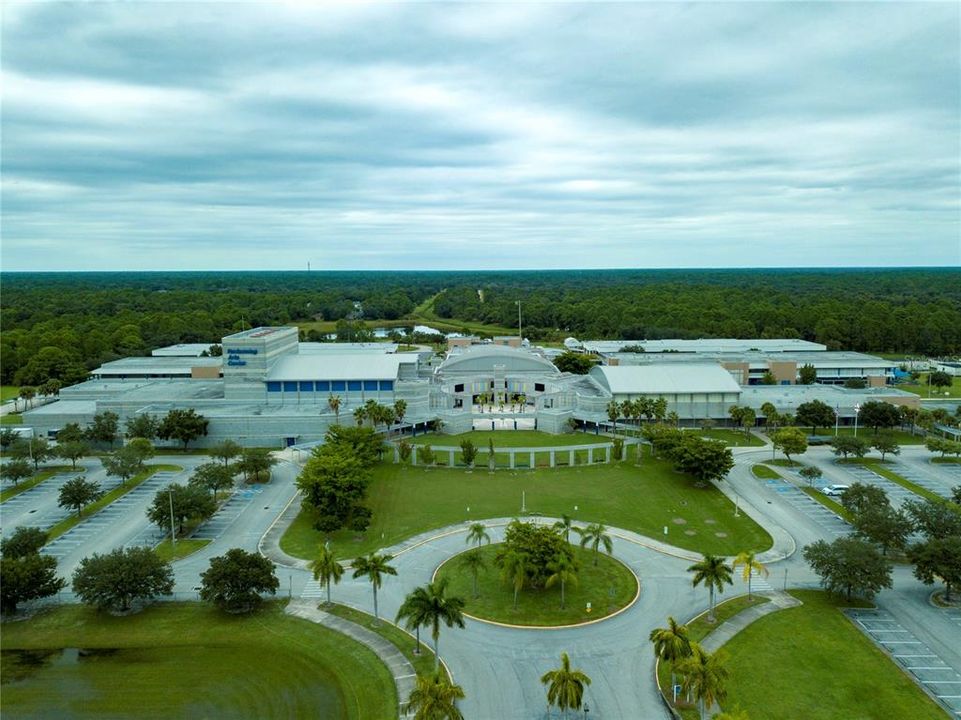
xmin=1 ymin=269 xmax=959 ymax=387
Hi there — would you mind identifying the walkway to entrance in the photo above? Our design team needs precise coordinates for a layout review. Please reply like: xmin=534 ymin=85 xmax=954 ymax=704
xmin=472 ymin=416 xmax=536 ymax=431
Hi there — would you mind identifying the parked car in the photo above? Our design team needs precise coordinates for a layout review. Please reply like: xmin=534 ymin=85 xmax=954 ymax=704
xmin=822 ymin=484 xmax=849 ymax=497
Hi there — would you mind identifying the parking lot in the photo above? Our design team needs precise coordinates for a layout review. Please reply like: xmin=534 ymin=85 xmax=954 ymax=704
xmin=888 ymin=461 xmax=955 ymax=500
xmin=762 ymin=474 xmax=850 ymax=537
xmin=190 ymin=484 xmax=266 ymax=541
xmin=832 ymin=463 xmax=916 ymax=506
xmin=846 ymin=607 xmax=961 ymax=717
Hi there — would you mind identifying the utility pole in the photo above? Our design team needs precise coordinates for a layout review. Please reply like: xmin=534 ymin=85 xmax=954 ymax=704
xmin=168 ymin=486 xmax=176 ymax=547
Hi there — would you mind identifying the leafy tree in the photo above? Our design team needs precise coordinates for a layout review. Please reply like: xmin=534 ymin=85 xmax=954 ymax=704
xmin=124 ymin=414 xmax=159 ymax=440
xmin=11 ymin=437 xmax=54 ymax=470
xmin=759 ymin=402 xmax=780 ymax=429
xmin=1 ymin=551 xmax=65 ymax=613
xmin=405 ymin=671 xmax=466 ymax=720
xmin=677 ymin=645 xmax=729 ymax=720
xmin=157 ymin=408 xmax=209 ymax=450
xmin=803 ymin=537 xmax=892 ymax=601
xmin=728 ymin=406 xmax=756 ymax=435
xmin=146 ymin=482 xmax=216 ymax=535
xmin=189 ymin=461 xmax=236 ymax=498
xmin=417 ymin=444 xmax=436 ymax=466
xmin=466 ymin=522 xmax=490 ymax=548
xmin=858 ymin=401 xmax=901 ymax=433
xmin=200 ymin=548 xmax=279 ymax=613
xmin=460 ymin=439 xmax=477 ymax=467
xmin=1 ymin=527 xmax=49 ymax=559
xmin=666 ymin=436 xmax=734 ymax=486
xmin=458 ymin=549 xmax=486 ymax=599
xmin=577 ymin=522 xmax=613 ymax=566
xmin=209 ymin=439 xmax=242 ymax=469
xmin=929 ymin=370 xmax=953 ymax=390
xmin=546 ymin=552 xmax=579 ymax=609
xmin=297 ymin=443 xmax=371 ymax=531
xmin=830 ymin=435 xmax=869 ymax=460
xmin=798 ymin=465 xmax=822 ymax=486
xmin=650 ymin=616 xmax=694 ymax=696
xmin=351 ymin=552 xmax=397 ymax=620
xmin=840 ymin=483 xmax=889 ymax=517
xmin=854 ymin=505 xmax=913 ymax=556
xmin=795 ymin=400 xmax=834 ymax=435
xmin=844 ymin=377 xmax=867 ymax=389
xmin=55 ymin=422 xmax=86 ymax=443
xmin=760 ymin=371 xmax=777 ymax=385
xmin=771 ymin=428 xmax=807 ymax=463
xmin=237 ymin=447 xmax=277 ymax=483
xmin=0 ymin=426 xmax=20 ymax=449
xmin=499 ymin=520 xmax=572 ymax=587
xmin=903 ymin=498 xmax=961 ymax=540
xmin=553 ymin=352 xmax=595 ymax=374
xmin=541 ymin=652 xmax=592 ymax=716
xmin=38 ymin=378 xmax=62 ymax=397
xmin=86 ymin=411 xmax=120 ymax=448
xmin=688 ymin=554 xmax=733 ymax=621
xmin=310 ymin=545 xmax=344 ymax=606
xmin=57 ymin=440 xmax=90 ymax=469
xmin=909 ymin=536 xmax=961 ymax=602
xmin=58 ymin=476 xmax=102 ymax=517
xmin=798 ymin=363 xmax=817 ymax=385
xmin=101 ymin=441 xmax=153 ymax=485
xmin=1 ymin=458 xmax=33 ymax=486
xmin=732 ymin=550 xmax=768 ymax=600
xmin=952 ymin=486 xmax=961 ymax=506
xmin=72 ymin=547 xmax=174 ymax=612
xmin=398 ymin=440 xmax=413 ymax=462
xmin=871 ymin=433 xmax=900 ymax=461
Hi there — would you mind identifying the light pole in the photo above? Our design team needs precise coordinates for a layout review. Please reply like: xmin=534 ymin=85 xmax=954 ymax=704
xmin=853 ymin=403 xmax=861 ymax=438
xmin=834 ymin=405 xmax=840 ymax=437
xmin=168 ymin=486 xmax=176 ymax=547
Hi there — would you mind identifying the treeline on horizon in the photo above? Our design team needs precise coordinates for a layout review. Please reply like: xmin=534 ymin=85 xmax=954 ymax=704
xmin=1 ymin=268 xmax=959 ymax=387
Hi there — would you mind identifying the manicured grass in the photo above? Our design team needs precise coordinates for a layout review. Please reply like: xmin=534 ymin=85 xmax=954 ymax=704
xmin=326 ymin=603 xmax=440 ymax=679
xmin=897 ymin=374 xmax=961 ymax=399
xmin=844 ymin=458 xmax=947 ymax=504
xmin=281 ymin=457 xmax=773 ymax=560
xmin=0 ymin=465 xmax=72 ymax=502
xmin=719 ymin=590 xmax=947 ymax=720
xmin=763 ymin=458 xmax=802 ymax=467
xmin=801 ymin=487 xmax=854 ymax=522
xmin=45 ymin=465 xmax=183 ymax=542
xmin=751 ymin=464 xmax=781 ymax=480
xmin=407 ymin=430 xmax=607 ymax=448
xmin=434 ymin=544 xmax=637 ymax=626
xmin=0 ymin=602 xmax=396 ymax=720
xmin=1 ymin=414 xmax=23 ymax=425
xmin=1 ymin=385 xmax=20 ymax=402
xmin=932 ymin=457 xmax=961 ymax=464
xmin=694 ymin=428 xmax=765 ymax=447
xmin=796 ymin=427 xmax=926 ymax=445
xmin=153 ymin=538 xmax=211 ymax=562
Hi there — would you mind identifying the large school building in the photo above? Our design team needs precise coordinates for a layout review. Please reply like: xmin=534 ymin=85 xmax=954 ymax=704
xmin=22 ymin=328 xmax=919 ymax=447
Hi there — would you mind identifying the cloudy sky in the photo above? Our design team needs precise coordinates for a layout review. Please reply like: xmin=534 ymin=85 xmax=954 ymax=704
xmin=2 ymin=1 xmax=959 ymax=271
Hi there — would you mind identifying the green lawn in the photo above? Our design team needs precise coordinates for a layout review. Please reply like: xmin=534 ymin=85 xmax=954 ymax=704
xmin=0 ymin=602 xmax=396 ymax=720
xmin=803 ymin=427 xmax=926 ymax=445
xmin=1 ymin=414 xmax=23 ymax=425
xmin=694 ymin=428 xmax=766 ymax=447
xmin=896 ymin=374 xmax=961 ymax=399
xmin=0 ymin=465 xmax=72 ymax=503
xmin=720 ymin=590 xmax=947 ymax=720
xmin=153 ymin=538 xmax=211 ymax=562
xmin=751 ymin=464 xmax=781 ymax=480
xmin=45 ymin=465 xmax=183 ymax=542
xmin=1 ymin=385 xmax=20 ymax=402
xmin=434 ymin=544 xmax=637 ymax=626
xmin=282 ymin=456 xmax=773 ymax=561
xmin=932 ymin=457 xmax=961 ymax=464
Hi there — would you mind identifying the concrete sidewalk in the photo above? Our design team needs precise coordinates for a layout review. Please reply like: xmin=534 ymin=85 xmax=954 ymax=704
xmin=700 ymin=590 xmax=801 ymax=653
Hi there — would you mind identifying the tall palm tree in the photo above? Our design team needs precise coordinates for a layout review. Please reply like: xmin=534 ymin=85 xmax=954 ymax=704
xmin=620 ymin=400 xmax=634 ymax=432
xmin=399 ymin=578 xmax=466 ymax=671
xmin=458 ymin=549 xmax=486 ymax=599
xmin=327 ymin=395 xmax=341 ymax=424
xmin=732 ymin=550 xmax=769 ymax=600
xmin=405 ymin=670 xmax=466 ymax=720
xmin=577 ymin=523 xmax=613 ymax=566
xmin=394 ymin=399 xmax=407 ymax=431
xmin=499 ymin=550 xmax=528 ymax=609
xmin=541 ymin=652 xmax=591 ymax=717
xmin=677 ymin=645 xmax=729 ymax=720
xmin=649 ymin=616 xmax=693 ymax=695
xmin=688 ymin=555 xmax=734 ymax=622
xmin=553 ymin=514 xmax=575 ymax=544
xmin=466 ymin=522 xmax=490 ymax=548
xmin=606 ymin=400 xmax=620 ymax=435
xmin=309 ymin=545 xmax=343 ymax=606
xmin=396 ymin=586 xmax=430 ymax=655
xmin=351 ymin=552 xmax=397 ymax=620
xmin=353 ymin=406 xmax=366 ymax=427
xmin=546 ymin=553 xmax=579 ymax=609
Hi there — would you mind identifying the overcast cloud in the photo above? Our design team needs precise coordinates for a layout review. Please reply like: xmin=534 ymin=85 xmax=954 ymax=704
xmin=1 ymin=1 xmax=958 ymax=271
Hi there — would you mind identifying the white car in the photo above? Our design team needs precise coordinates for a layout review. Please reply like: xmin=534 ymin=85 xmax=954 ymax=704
xmin=821 ymin=484 xmax=849 ymax=497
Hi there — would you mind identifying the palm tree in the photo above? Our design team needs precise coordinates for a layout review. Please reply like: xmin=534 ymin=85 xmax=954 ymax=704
xmin=677 ymin=645 xmax=729 ymax=720
xmin=606 ymin=400 xmax=620 ymax=435
xmin=458 ymin=549 xmax=486 ymax=599
xmin=546 ymin=553 xmax=579 ymax=609
xmin=405 ymin=670 xmax=466 ymax=720
xmin=541 ymin=652 xmax=591 ymax=717
xmin=688 ymin=555 xmax=734 ymax=622
xmin=396 ymin=586 xmax=430 ymax=655
xmin=649 ymin=616 xmax=693 ymax=695
xmin=577 ymin=522 xmax=613 ymax=566
xmin=364 ymin=399 xmax=380 ymax=428
xmin=620 ymin=400 xmax=634 ymax=432
xmin=499 ymin=550 xmax=528 ymax=609
xmin=351 ymin=552 xmax=397 ymax=620
xmin=309 ymin=545 xmax=343 ymax=606
xmin=399 ymin=578 xmax=466 ymax=671
xmin=327 ymin=395 xmax=341 ymax=424
xmin=353 ymin=405 xmax=366 ymax=427
xmin=732 ymin=550 xmax=769 ymax=600
xmin=466 ymin=522 xmax=490 ymax=548
xmin=553 ymin=514 xmax=575 ymax=544
xmin=394 ymin=399 xmax=407 ymax=432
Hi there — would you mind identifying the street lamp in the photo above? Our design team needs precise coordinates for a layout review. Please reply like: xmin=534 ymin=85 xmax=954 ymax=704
xmin=833 ymin=405 xmax=840 ymax=437
xmin=853 ymin=403 xmax=861 ymax=438
xmin=168 ymin=486 xmax=176 ymax=547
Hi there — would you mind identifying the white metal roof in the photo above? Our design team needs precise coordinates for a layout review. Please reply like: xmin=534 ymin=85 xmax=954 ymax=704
xmin=589 ymin=364 xmax=741 ymax=395
xmin=298 ymin=342 xmax=398 ymax=355
xmin=583 ymin=338 xmax=827 ymax=354
xmin=266 ymin=354 xmax=415 ymax=381
xmin=151 ymin=343 xmax=216 ymax=357
xmin=93 ymin=357 xmax=222 ymax=376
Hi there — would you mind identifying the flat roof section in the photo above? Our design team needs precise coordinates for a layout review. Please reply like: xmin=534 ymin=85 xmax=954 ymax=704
xmin=583 ymin=338 xmax=827 ymax=354
xmin=92 ymin=356 xmax=222 ymax=376
xmin=152 ymin=343 xmax=216 ymax=357
xmin=222 ymin=326 xmax=297 ymax=341
xmin=590 ymin=364 xmax=741 ymax=395
xmin=298 ymin=342 xmax=399 ymax=355
xmin=266 ymin=354 xmax=416 ymax=382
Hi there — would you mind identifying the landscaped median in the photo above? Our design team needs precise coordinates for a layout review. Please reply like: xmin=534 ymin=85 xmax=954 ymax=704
xmin=44 ymin=464 xmax=182 ymax=542
xmin=846 ymin=458 xmax=953 ymax=504
xmin=0 ymin=465 xmax=72 ymax=502
xmin=153 ymin=537 xmax=211 ymax=562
